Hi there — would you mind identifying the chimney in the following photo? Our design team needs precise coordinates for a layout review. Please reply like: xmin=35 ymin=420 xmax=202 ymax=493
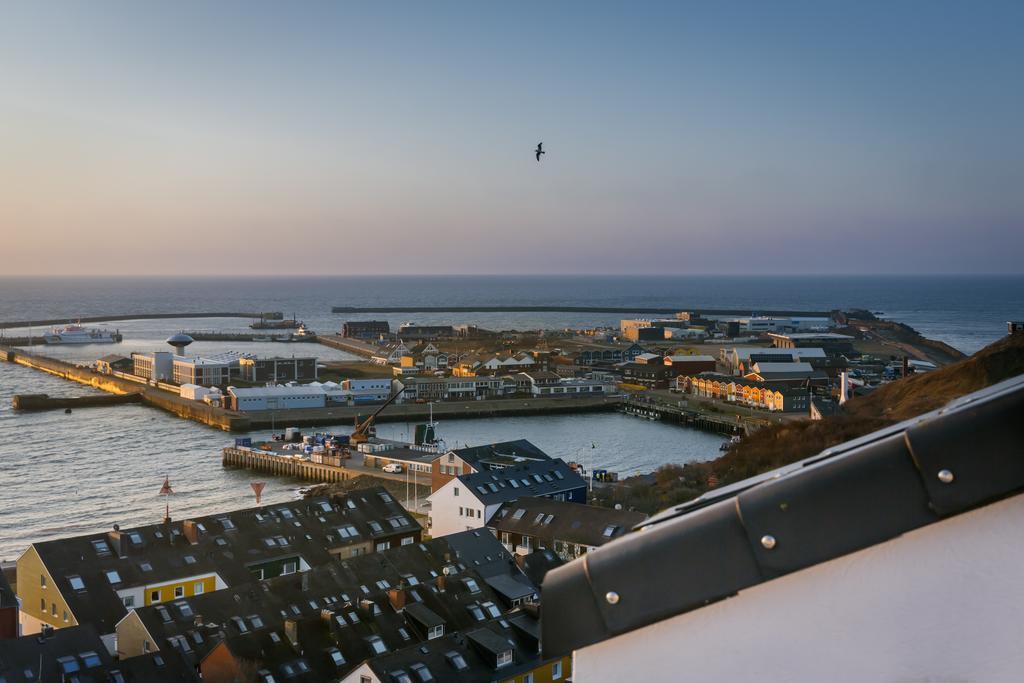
xmin=388 ymin=587 xmax=407 ymax=612
xmin=182 ymin=520 xmax=199 ymax=546
xmin=194 ymin=614 xmax=203 ymax=627
xmin=284 ymin=618 xmax=299 ymax=648
xmin=902 ymin=355 xmax=909 ymax=378
xmin=436 ymin=574 xmax=445 ymax=592
xmin=107 ymin=529 xmax=127 ymax=558
xmin=839 ymin=371 xmax=850 ymax=405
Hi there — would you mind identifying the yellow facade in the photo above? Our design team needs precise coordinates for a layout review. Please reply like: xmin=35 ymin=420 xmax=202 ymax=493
xmin=400 ymin=355 xmax=416 ymax=368
xmin=143 ymin=574 xmax=218 ymax=606
xmin=501 ymin=655 xmax=572 ymax=683
xmin=16 ymin=545 xmax=77 ymax=632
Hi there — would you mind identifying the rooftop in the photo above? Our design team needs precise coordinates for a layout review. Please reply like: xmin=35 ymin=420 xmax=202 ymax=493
xmin=542 ymin=371 xmax=1024 ymax=656
xmin=450 ymin=460 xmax=586 ymax=505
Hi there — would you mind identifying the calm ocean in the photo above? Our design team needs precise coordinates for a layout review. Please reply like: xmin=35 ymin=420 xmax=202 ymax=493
xmin=0 ymin=275 xmax=1019 ymax=559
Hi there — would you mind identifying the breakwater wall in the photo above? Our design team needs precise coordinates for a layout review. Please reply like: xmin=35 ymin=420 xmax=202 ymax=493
xmin=0 ymin=312 xmax=283 ymax=330
xmin=316 ymin=335 xmax=377 ymax=358
xmin=13 ymin=392 xmax=143 ymax=411
xmin=332 ymin=305 xmax=834 ymax=317
xmin=0 ymin=346 xmax=251 ymax=431
xmin=243 ymin=395 xmax=623 ymax=429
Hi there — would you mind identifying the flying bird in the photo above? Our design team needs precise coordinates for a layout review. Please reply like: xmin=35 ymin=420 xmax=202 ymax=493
xmin=535 ymin=142 xmax=545 ymax=161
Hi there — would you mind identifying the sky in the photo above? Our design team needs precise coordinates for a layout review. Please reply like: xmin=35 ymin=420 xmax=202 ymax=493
xmin=0 ymin=1 xmax=1022 ymax=276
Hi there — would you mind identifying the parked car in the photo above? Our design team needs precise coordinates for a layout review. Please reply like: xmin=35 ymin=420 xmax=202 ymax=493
xmin=382 ymin=463 xmax=403 ymax=473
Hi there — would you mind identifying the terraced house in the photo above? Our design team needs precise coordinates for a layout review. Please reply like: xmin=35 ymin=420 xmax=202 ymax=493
xmin=115 ymin=530 xmax=567 ymax=682
xmin=16 ymin=487 xmax=420 ymax=654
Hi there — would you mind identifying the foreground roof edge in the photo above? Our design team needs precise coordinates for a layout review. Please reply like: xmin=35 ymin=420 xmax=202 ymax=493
xmin=541 ymin=371 xmax=1024 ymax=656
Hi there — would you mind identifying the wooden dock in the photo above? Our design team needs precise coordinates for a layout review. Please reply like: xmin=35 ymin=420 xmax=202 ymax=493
xmin=622 ymin=398 xmax=745 ymax=435
xmin=222 ymin=446 xmax=359 ymax=483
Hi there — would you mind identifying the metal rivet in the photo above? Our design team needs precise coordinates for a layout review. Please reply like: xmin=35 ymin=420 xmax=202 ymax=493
xmin=605 ymin=591 xmax=620 ymax=605
xmin=938 ymin=469 xmax=954 ymax=484
xmin=761 ymin=534 xmax=777 ymax=550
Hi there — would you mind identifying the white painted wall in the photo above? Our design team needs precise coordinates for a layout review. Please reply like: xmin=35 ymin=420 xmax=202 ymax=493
xmin=426 ymin=479 xmax=487 ymax=538
xmin=574 ymin=493 xmax=1024 ymax=682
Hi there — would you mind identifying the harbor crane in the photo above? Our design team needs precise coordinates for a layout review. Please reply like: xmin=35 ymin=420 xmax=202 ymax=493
xmin=349 ymin=386 xmax=407 ymax=445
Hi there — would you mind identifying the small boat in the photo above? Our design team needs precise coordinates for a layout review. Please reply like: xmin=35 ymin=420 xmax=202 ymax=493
xmin=43 ymin=323 xmax=120 ymax=344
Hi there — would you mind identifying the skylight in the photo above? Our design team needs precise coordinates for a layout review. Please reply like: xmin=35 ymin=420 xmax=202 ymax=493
xmin=68 ymin=575 xmax=85 ymax=591
xmin=105 ymin=570 xmax=121 ymax=584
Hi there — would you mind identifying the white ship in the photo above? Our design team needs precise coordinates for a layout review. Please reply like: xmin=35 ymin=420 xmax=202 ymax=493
xmin=43 ymin=324 xmax=120 ymax=345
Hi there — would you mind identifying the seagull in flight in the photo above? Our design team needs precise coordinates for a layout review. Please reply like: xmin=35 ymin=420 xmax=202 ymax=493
xmin=535 ymin=142 xmax=545 ymax=161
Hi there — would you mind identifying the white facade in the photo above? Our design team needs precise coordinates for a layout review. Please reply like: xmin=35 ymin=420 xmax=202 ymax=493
xmin=179 ymin=384 xmax=219 ymax=401
xmin=573 ymin=493 xmax=1024 ymax=683
xmin=131 ymin=351 xmax=174 ymax=381
xmin=342 ymin=378 xmax=393 ymax=402
xmin=426 ymin=478 xmax=497 ymax=538
xmin=227 ymin=385 xmax=326 ymax=411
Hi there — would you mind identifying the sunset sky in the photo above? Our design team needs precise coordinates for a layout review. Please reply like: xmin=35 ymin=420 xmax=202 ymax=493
xmin=1 ymin=1 xmax=1022 ymax=275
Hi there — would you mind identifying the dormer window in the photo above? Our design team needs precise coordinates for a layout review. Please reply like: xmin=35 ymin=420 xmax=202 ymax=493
xmin=428 ymin=624 xmax=444 ymax=639
xmin=496 ymin=649 xmax=513 ymax=667
xmin=410 ymin=663 xmax=434 ymax=682
xmin=445 ymin=651 xmax=468 ymax=671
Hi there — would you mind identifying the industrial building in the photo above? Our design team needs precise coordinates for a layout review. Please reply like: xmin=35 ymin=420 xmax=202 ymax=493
xmin=226 ymin=385 xmax=326 ymax=411
xmin=172 ymin=352 xmax=250 ymax=386
xmin=130 ymin=351 xmax=174 ymax=381
xmin=341 ymin=320 xmax=390 ymax=338
xmin=238 ymin=355 xmax=318 ymax=383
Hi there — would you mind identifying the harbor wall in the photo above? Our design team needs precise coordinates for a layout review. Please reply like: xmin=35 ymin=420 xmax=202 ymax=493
xmin=12 ymin=393 xmax=143 ymax=411
xmin=0 ymin=346 xmax=251 ymax=432
xmin=0 ymin=311 xmax=282 ymax=330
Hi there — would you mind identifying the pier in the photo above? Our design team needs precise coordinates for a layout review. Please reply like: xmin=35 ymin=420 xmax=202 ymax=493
xmin=316 ymin=334 xmax=377 ymax=358
xmin=0 ymin=311 xmax=283 ymax=330
xmin=1 ymin=345 xmax=251 ymax=431
xmin=222 ymin=446 xmax=359 ymax=483
xmin=621 ymin=397 xmax=750 ymax=435
xmin=12 ymin=392 xmax=143 ymax=411
xmin=332 ymin=305 xmax=834 ymax=317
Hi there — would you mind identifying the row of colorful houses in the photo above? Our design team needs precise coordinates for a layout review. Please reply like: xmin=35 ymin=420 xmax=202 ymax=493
xmin=679 ymin=373 xmax=810 ymax=413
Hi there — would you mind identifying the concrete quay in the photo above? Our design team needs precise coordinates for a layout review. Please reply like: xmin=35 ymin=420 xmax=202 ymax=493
xmin=12 ymin=392 xmax=143 ymax=411
xmin=1 ymin=345 xmax=251 ymax=431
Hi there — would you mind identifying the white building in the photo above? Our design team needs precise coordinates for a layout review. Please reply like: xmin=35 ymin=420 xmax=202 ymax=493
xmin=342 ymin=378 xmax=393 ymax=403
xmin=179 ymin=384 xmax=220 ymax=402
xmin=172 ymin=351 xmax=250 ymax=386
xmin=131 ymin=351 xmax=174 ymax=381
xmin=226 ymin=385 xmax=326 ymax=411
xmin=428 ymin=459 xmax=587 ymax=538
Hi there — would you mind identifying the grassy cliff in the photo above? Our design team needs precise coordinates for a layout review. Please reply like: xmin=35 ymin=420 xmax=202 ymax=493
xmin=592 ymin=333 xmax=1024 ymax=514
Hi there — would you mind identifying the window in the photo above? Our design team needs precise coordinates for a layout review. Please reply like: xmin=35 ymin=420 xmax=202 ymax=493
xmin=63 ymin=609 xmax=68 ymax=623
xmin=41 ymin=574 xmax=46 ymax=588
xmin=68 ymin=575 xmax=84 ymax=591
xmin=91 ymin=539 xmax=110 ymax=556
xmin=496 ymin=649 xmax=513 ymax=667
xmin=376 ymin=541 xmax=391 ymax=552
xmin=445 ymin=651 xmax=468 ymax=671
xmin=458 ymin=506 xmax=463 ymax=516
xmin=150 ymin=590 xmax=161 ymax=603
xmin=367 ymin=635 xmax=387 ymax=655
xmin=512 ymin=509 xmax=526 ymax=520
xmin=410 ymin=663 xmax=434 ymax=682
xmin=401 ymin=536 xmax=415 ymax=546
xmin=143 ymin=640 xmax=151 ymax=653
xmin=282 ymin=561 xmax=298 ymax=575
xmin=175 ymin=601 xmax=193 ymax=618
xmin=129 ymin=532 xmax=144 ymax=545
xmin=463 ymin=578 xmax=480 ymax=594
xmin=427 ymin=624 xmax=444 ymax=639
xmin=602 ymin=525 xmax=618 ymax=537
xmin=174 ymin=586 xmax=184 ymax=598
xmin=552 ymin=660 xmax=563 ymax=679
xmin=525 ymin=672 xmax=535 ymax=683
xmin=328 ymin=647 xmax=345 ymax=666
xmin=453 ymin=487 xmax=459 ymax=497
xmin=123 ymin=596 xmax=135 ymax=608
xmin=398 ymin=627 xmax=412 ymax=641
xmin=231 ymin=616 xmax=249 ymax=633
xmin=139 ymin=561 xmax=153 ymax=573
xmin=105 ymin=570 xmax=121 ymax=584
xmin=481 ymin=601 xmax=501 ymax=618
xmin=57 ymin=656 xmax=80 ymax=674
xmin=249 ymin=614 xmax=264 ymax=629
xmin=80 ymin=651 xmax=102 ymax=668
xmin=467 ymin=604 xmax=485 ymax=621
xmin=184 ymin=555 xmax=197 ymax=565
xmin=194 ymin=582 xmax=205 ymax=594
xmin=368 ymin=520 xmax=383 ymax=534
